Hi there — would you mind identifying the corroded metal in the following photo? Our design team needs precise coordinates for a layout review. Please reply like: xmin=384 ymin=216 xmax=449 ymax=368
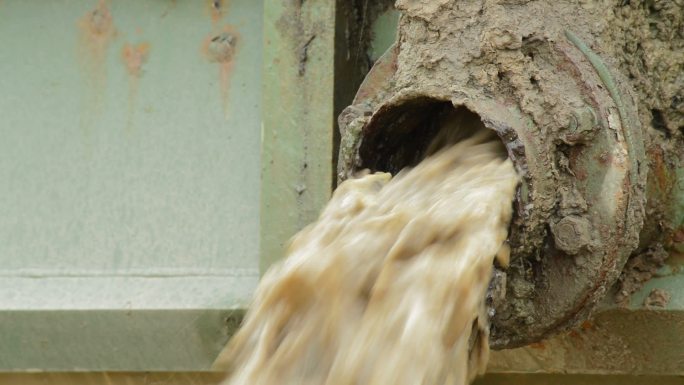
xmin=335 ymin=1 xmax=671 ymax=349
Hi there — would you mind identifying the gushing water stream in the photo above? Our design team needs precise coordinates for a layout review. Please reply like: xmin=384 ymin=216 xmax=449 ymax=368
xmin=221 ymin=130 xmax=518 ymax=385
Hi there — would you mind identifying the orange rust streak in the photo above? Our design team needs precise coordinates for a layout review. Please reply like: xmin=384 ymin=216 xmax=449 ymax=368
xmin=77 ymin=0 xmax=116 ymax=75
xmin=76 ymin=0 xmax=116 ymax=134
xmin=121 ymin=42 xmax=150 ymax=133
xmin=201 ymin=26 xmax=240 ymax=116
xmin=647 ymin=146 xmax=671 ymax=192
xmin=79 ymin=0 xmax=114 ymax=38
xmin=122 ymin=42 xmax=150 ymax=77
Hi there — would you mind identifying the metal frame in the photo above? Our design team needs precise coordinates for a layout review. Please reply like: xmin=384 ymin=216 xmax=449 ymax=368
xmin=259 ymin=0 xmax=336 ymax=273
xmin=0 ymin=0 xmax=266 ymax=372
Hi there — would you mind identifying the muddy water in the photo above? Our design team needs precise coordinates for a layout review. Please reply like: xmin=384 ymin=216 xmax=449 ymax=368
xmin=221 ymin=131 xmax=518 ymax=385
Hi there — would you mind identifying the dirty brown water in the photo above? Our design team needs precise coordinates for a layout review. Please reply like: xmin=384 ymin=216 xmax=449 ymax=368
xmin=219 ymin=130 xmax=519 ymax=385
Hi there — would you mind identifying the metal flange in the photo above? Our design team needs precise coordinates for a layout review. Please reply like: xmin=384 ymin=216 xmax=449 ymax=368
xmin=337 ymin=22 xmax=646 ymax=348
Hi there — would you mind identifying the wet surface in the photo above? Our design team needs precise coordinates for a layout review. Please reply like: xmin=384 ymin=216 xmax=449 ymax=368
xmin=219 ymin=132 xmax=518 ymax=385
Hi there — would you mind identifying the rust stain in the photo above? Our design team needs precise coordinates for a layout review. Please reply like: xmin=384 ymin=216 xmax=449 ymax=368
xmin=574 ymin=167 xmax=588 ymax=181
xmin=671 ymin=227 xmax=684 ymax=249
xmin=528 ymin=341 xmax=546 ymax=350
xmin=122 ymin=42 xmax=150 ymax=77
xmin=208 ymin=0 xmax=227 ymax=25
xmin=77 ymin=0 xmax=116 ymax=78
xmin=121 ymin=42 xmax=150 ymax=132
xmin=77 ymin=0 xmax=116 ymax=134
xmin=673 ymin=228 xmax=684 ymax=242
xmin=78 ymin=0 xmax=115 ymax=45
xmin=647 ymin=145 xmax=671 ymax=192
xmin=202 ymin=26 xmax=239 ymax=119
xmin=567 ymin=147 xmax=587 ymax=181
xmin=580 ymin=320 xmax=593 ymax=330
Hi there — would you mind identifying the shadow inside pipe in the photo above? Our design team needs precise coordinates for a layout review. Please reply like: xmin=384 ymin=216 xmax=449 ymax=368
xmin=358 ymin=98 xmax=507 ymax=174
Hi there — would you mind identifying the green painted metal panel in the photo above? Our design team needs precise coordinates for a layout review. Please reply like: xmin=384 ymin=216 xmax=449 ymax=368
xmin=0 ymin=0 xmax=261 ymax=273
xmin=259 ymin=0 xmax=336 ymax=272
xmin=0 ymin=0 xmax=261 ymax=371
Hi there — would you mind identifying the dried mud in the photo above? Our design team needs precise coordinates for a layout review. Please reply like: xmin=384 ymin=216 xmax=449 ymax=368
xmin=338 ymin=0 xmax=682 ymax=347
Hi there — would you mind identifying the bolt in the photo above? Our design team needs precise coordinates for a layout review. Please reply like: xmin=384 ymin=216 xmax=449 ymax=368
xmin=550 ymin=215 xmax=591 ymax=255
xmin=562 ymin=106 xmax=598 ymax=145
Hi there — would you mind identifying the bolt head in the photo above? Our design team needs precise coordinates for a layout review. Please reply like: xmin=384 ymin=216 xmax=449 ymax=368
xmin=562 ymin=106 xmax=598 ymax=144
xmin=551 ymin=215 xmax=591 ymax=255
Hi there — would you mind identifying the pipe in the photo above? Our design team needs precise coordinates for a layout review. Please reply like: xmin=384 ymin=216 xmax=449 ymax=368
xmin=337 ymin=0 xmax=683 ymax=349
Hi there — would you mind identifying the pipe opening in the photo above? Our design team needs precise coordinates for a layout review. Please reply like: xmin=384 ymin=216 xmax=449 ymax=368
xmin=358 ymin=98 xmax=508 ymax=174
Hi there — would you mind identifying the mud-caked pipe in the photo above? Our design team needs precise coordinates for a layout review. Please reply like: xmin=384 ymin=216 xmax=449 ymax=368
xmin=337 ymin=0 xmax=683 ymax=348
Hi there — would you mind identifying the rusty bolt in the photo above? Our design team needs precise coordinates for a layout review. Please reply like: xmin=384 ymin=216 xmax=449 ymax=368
xmin=562 ymin=106 xmax=598 ymax=145
xmin=550 ymin=215 xmax=591 ymax=255
xmin=208 ymin=32 xmax=236 ymax=62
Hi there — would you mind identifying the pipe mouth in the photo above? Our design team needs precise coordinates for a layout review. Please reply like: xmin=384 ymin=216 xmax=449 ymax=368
xmin=358 ymin=98 xmax=509 ymax=175
xmin=354 ymin=97 xmax=527 ymax=347
xmin=344 ymin=95 xmax=540 ymax=349
xmin=340 ymin=85 xmax=645 ymax=349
